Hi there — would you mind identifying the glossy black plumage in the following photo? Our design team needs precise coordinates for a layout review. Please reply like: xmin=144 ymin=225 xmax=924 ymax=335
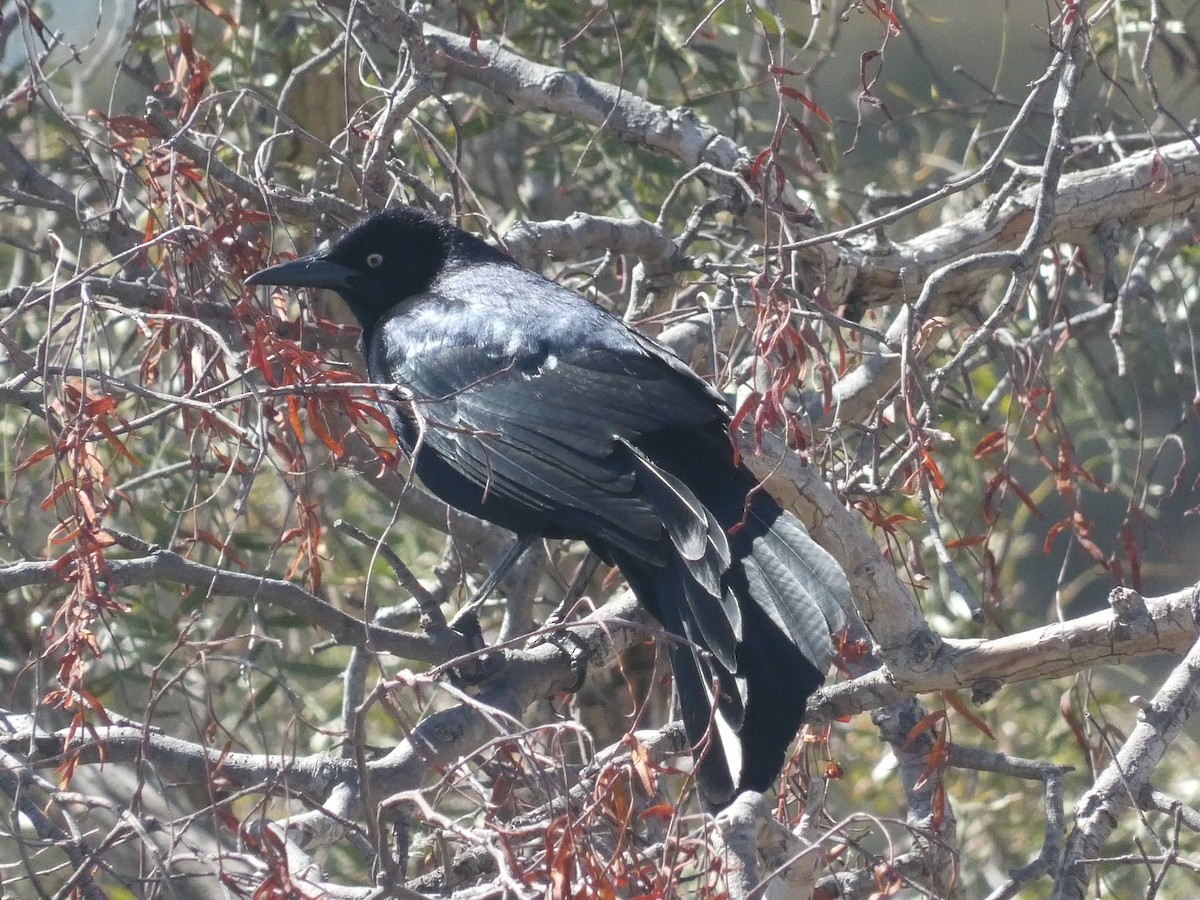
xmin=247 ymin=206 xmax=850 ymax=808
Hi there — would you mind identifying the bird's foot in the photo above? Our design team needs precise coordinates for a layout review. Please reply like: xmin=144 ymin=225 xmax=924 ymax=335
xmin=448 ymin=654 xmax=500 ymax=687
xmin=446 ymin=610 xmax=499 ymax=687
xmin=447 ymin=535 xmax=535 ymax=629
xmin=537 ymin=627 xmax=590 ymax=693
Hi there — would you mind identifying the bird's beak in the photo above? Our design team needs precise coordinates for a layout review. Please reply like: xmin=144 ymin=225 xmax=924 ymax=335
xmin=245 ymin=256 xmax=358 ymax=291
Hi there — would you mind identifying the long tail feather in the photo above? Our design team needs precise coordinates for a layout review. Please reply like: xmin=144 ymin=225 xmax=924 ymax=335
xmin=606 ymin=431 xmax=852 ymax=809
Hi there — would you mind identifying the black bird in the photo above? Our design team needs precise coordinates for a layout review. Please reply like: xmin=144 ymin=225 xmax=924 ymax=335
xmin=247 ymin=206 xmax=850 ymax=808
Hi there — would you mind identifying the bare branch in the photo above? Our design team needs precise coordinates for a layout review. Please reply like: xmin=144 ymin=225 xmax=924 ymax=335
xmin=1053 ymin=623 xmax=1200 ymax=897
xmin=0 ymin=549 xmax=471 ymax=662
xmin=832 ymin=137 xmax=1200 ymax=316
xmin=814 ymin=585 xmax=1200 ymax=723
xmin=501 ymin=212 xmax=684 ymax=277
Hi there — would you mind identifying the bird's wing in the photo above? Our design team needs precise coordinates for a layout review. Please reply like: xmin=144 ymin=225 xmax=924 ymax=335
xmin=370 ymin=291 xmax=749 ymax=669
xmin=371 ymin=297 xmax=726 ymax=566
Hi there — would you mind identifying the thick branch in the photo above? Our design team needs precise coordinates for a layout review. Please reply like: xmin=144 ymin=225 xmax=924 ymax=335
xmin=833 ymin=137 xmax=1200 ymax=314
xmin=0 ymin=712 xmax=353 ymax=795
xmin=813 ymin=585 xmax=1200 ymax=724
xmin=501 ymin=212 xmax=683 ymax=276
xmin=1052 ymin=626 xmax=1200 ymax=898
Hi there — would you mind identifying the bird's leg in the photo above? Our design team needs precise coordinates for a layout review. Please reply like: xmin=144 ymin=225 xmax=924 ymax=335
xmin=543 ymin=551 xmax=603 ymax=630
xmin=444 ymin=535 xmax=535 ymax=687
xmin=449 ymin=533 xmax=535 ymax=629
xmin=444 ymin=608 xmax=495 ymax=687
xmin=533 ymin=551 xmax=604 ymax=692
xmin=446 ymin=535 xmax=535 ymax=691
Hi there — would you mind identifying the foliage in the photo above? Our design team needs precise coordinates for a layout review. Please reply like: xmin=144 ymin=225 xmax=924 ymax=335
xmin=1 ymin=0 xmax=1200 ymax=897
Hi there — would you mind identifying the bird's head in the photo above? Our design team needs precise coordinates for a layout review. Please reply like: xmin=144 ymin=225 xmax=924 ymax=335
xmin=246 ymin=206 xmax=472 ymax=336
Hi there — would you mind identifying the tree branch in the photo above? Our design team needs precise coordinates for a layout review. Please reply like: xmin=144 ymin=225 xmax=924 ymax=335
xmin=1052 ymin=621 xmax=1200 ymax=897
xmin=831 ymin=137 xmax=1200 ymax=316
xmin=0 ymin=549 xmax=471 ymax=663
xmin=814 ymin=584 xmax=1200 ymax=724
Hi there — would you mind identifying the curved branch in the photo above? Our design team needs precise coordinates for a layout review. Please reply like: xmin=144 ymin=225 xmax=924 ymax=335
xmin=0 ymin=594 xmax=652 ymax=795
xmin=814 ymin=584 xmax=1200 ymax=724
xmin=0 ymin=714 xmax=353 ymax=795
xmin=833 ymin=137 xmax=1200 ymax=314
xmin=1052 ymin=626 xmax=1200 ymax=898
xmin=0 ymin=550 xmax=470 ymax=663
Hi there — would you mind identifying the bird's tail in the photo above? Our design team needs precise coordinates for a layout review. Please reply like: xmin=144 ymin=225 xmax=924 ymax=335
xmin=611 ymin=436 xmax=849 ymax=809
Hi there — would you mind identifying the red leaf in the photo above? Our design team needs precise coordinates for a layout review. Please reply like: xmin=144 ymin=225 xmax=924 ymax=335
xmin=902 ymin=709 xmax=945 ymax=750
xmin=637 ymin=803 xmax=677 ymax=821
xmin=749 ymin=148 xmax=772 ymax=187
xmin=189 ymin=0 xmax=238 ymax=27
xmin=347 ymin=398 xmax=393 ymax=430
xmin=944 ymin=534 xmax=986 ymax=549
xmin=1044 ymin=518 xmax=1071 ymax=554
xmin=1120 ymin=522 xmax=1142 ymax=592
xmin=920 ymin=447 xmax=945 ymax=492
xmin=625 ymin=734 xmax=657 ymax=796
xmin=913 ymin=723 xmax=948 ymax=792
xmin=729 ymin=391 xmax=761 ymax=463
xmin=866 ymin=0 xmax=902 ymax=33
xmin=785 ymin=115 xmax=826 ymax=172
xmin=84 ymin=395 xmax=116 ymax=416
xmin=93 ymin=418 xmax=140 ymax=465
xmin=178 ymin=21 xmax=194 ymax=61
xmin=1060 ymin=690 xmax=1091 ymax=766
xmin=1005 ymin=474 xmax=1046 ymax=520
xmin=15 ymin=443 xmax=56 ymax=473
xmin=41 ymin=481 xmax=75 ymax=512
xmin=306 ymin=400 xmax=344 ymax=457
xmin=191 ymin=530 xmax=248 ymax=569
xmin=973 ymin=430 xmax=1007 ymax=459
xmin=285 ymin=395 xmax=304 ymax=443
xmin=778 ymin=86 xmax=831 ymax=124
xmin=943 ymin=690 xmax=996 ymax=740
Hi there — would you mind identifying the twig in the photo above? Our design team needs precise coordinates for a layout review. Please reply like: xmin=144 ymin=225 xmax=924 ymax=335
xmin=334 ymin=518 xmax=446 ymax=629
xmin=0 ymin=549 xmax=461 ymax=662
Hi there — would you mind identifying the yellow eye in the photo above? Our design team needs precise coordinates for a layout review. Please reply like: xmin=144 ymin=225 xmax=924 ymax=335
xmin=366 ymin=253 xmax=384 ymax=268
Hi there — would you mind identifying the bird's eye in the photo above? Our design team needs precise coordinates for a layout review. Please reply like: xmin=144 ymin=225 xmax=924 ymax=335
xmin=366 ymin=253 xmax=384 ymax=269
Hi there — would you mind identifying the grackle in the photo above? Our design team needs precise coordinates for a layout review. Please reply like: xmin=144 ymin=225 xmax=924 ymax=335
xmin=247 ymin=206 xmax=850 ymax=809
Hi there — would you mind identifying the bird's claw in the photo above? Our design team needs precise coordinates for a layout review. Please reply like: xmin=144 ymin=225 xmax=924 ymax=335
xmin=540 ymin=628 xmax=590 ymax=693
xmin=446 ymin=610 xmax=498 ymax=687
xmin=448 ymin=652 xmax=500 ymax=687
